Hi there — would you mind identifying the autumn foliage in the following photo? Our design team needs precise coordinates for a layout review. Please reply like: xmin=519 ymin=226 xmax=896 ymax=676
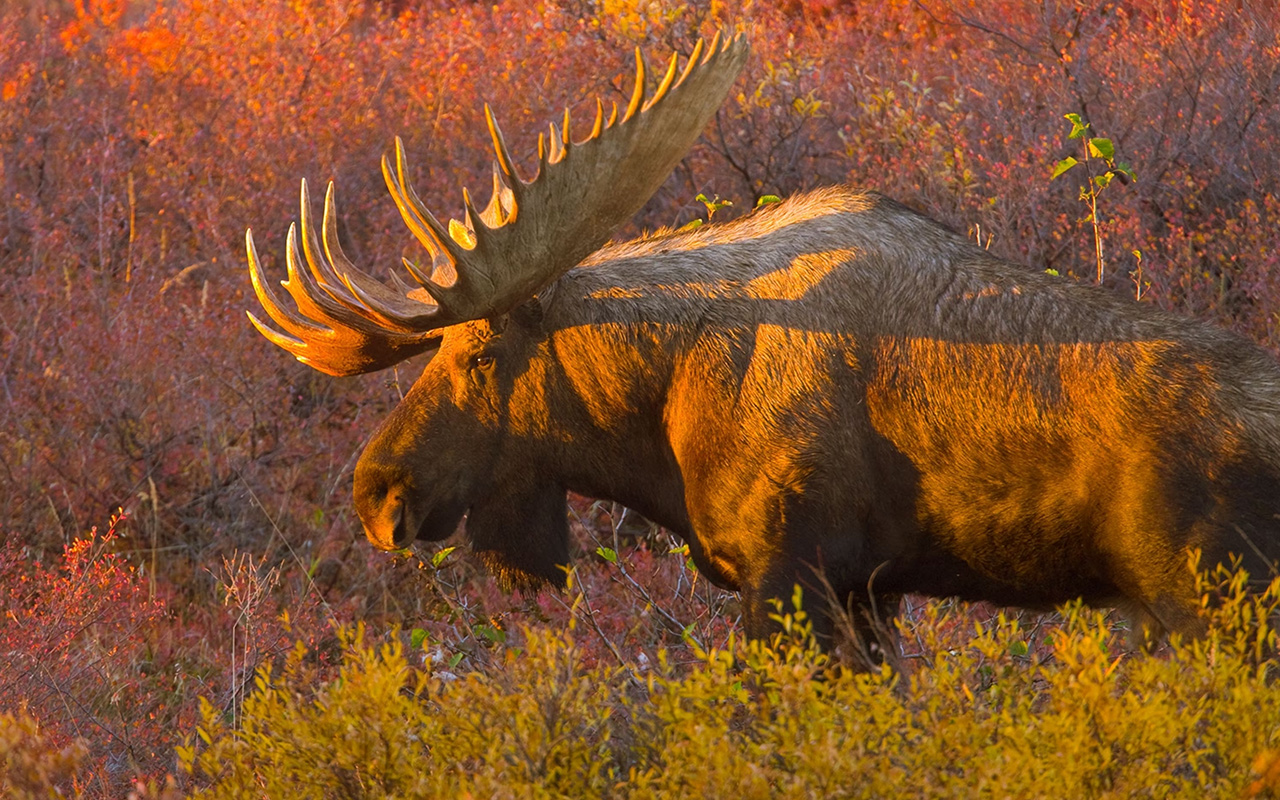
xmin=2 ymin=0 xmax=1280 ymax=795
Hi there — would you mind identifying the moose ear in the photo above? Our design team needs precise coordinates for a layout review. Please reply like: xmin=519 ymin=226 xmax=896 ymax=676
xmin=510 ymin=297 xmax=545 ymax=331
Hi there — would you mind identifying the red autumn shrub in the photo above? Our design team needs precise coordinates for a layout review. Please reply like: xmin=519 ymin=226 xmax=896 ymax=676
xmin=0 ymin=514 xmax=173 ymax=792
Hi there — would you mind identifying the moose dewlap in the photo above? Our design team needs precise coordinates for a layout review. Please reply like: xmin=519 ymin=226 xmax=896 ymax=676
xmin=247 ymin=32 xmax=1280 ymax=646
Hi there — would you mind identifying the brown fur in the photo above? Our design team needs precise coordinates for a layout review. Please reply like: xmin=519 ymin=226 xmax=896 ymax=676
xmin=353 ymin=187 xmax=1280 ymax=644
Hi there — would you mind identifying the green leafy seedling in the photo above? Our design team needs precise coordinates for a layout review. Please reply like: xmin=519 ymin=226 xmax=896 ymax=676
xmin=1051 ymin=112 xmax=1137 ymax=284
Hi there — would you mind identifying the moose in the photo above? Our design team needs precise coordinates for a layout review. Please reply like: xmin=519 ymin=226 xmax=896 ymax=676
xmin=247 ymin=32 xmax=1280 ymax=649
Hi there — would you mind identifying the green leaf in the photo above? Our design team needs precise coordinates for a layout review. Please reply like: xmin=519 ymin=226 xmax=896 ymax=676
xmin=1051 ymin=156 xmax=1078 ymax=180
xmin=1094 ymin=171 xmax=1113 ymax=190
xmin=476 ymin=624 xmax=506 ymax=645
xmin=1009 ymin=640 xmax=1029 ymax=657
xmin=756 ymin=194 xmax=782 ymax=208
xmin=1064 ymin=112 xmax=1088 ymax=139
xmin=410 ymin=628 xmax=428 ymax=650
xmin=697 ymin=193 xmax=733 ymax=217
xmin=678 ymin=218 xmax=704 ymax=232
xmin=1045 ymin=268 xmax=1060 ymax=277
xmin=430 ymin=546 xmax=457 ymax=569
xmin=1087 ymin=137 xmax=1114 ymax=160
xmin=447 ymin=651 xmax=464 ymax=669
xmin=668 ymin=542 xmax=697 ymax=571
xmin=595 ymin=546 xmax=618 ymax=564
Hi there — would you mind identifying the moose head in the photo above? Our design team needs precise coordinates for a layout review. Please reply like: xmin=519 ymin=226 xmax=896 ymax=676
xmin=248 ymin=34 xmax=749 ymax=589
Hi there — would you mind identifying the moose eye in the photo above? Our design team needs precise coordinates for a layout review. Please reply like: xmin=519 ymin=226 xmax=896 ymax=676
xmin=473 ymin=355 xmax=495 ymax=370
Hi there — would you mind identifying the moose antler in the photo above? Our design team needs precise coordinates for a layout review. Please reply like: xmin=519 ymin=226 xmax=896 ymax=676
xmin=247 ymin=32 xmax=749 ymax=376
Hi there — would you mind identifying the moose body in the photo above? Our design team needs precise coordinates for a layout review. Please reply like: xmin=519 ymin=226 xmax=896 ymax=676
xmin=354 ymin=187 xmax=1280 ymax=640
xmin=248 ymin=33 xmax=1280 ymax=645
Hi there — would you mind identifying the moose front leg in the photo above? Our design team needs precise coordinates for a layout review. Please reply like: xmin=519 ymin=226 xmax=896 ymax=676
xmin=738 ymin=560 xmax=840 ymax=648
xmin=739 ymin=558 xmax=902 ymax=669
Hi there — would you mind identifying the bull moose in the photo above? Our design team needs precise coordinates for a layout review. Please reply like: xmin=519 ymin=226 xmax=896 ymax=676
xmin=247 ymin=32 xmax=1280 ymax=648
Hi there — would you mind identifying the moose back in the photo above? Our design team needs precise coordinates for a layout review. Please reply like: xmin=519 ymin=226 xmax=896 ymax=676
xmin=247 ymin=33 xmax=1280 ymax=645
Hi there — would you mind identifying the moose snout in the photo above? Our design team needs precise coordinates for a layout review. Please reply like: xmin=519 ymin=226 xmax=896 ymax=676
xmin=360 ymin=489 xmax=417 ymax=551
xmin=352 ymin=462 xmax=417 ymax=551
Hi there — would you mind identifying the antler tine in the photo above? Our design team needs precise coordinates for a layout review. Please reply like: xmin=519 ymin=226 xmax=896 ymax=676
xmin=387 ymin=266 xmax=414 ymax=295
xmin=701 ymin=30 xmax=719 ymax=66
xmin=381 ymin=142 xmax=447 ymax=262
xmin=388 ymin=140 xmax=486 ymax=272
xmin=247 ymin=229 xmax=326 ymax=345
xmin=589 ymin=98 xmax=605 ymax=139
xmin=284 ymin=221 xmax=352 ymax=324
xmin=296 ymin=180 xmax=360 ymax=310
xmin=459 ymin=186 xmax=495 ymax=254
xmin=536 ymin=131 xmax=549 ymax=173
xmin=388 ymin=138 xmax=474 ymax=261
xmin=284 ymin=220 xmax=351 ymax=326
xmin=384 ymin=143 xmax=516 ymax=322
xmin=401 ymin=256 xmax=452 ymax=308
xmin=294 ymin=179 xmax=421 ymax=332
xmin=485 ymin=104 xmax=523 ymax=189
xmin=651 ymin=50 xmax=680 ymax=108
xmin=318 ymin=183 xmax=374 ymax=303
xmin=623 ymin=46 xmax=647 ymax=123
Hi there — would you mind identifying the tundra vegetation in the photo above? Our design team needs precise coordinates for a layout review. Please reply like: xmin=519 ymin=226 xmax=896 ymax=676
xmin=2 ymin=1 xmax=1280 ymax=797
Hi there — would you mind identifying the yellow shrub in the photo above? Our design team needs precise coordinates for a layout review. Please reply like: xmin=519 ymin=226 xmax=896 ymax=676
xmin=184 ymin=571 xmax=1280 ymax=799
xmin=0 ymin=707 xmax=88 ymax=800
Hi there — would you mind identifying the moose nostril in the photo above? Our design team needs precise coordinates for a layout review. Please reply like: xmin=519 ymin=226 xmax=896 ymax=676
xmin=391 ymin=496 xmax=407 ymax=545
xmin=390 ymin=498 xmax=412 ymax=548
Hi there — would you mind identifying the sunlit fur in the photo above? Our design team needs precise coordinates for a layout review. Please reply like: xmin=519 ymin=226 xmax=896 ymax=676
xmin=354 ymin=186 xmax=1280 ymax=643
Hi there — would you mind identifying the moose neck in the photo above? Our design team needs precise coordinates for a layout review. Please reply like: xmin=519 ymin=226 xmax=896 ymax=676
xmin=521 ymin=291 xmax=693 ymax=535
